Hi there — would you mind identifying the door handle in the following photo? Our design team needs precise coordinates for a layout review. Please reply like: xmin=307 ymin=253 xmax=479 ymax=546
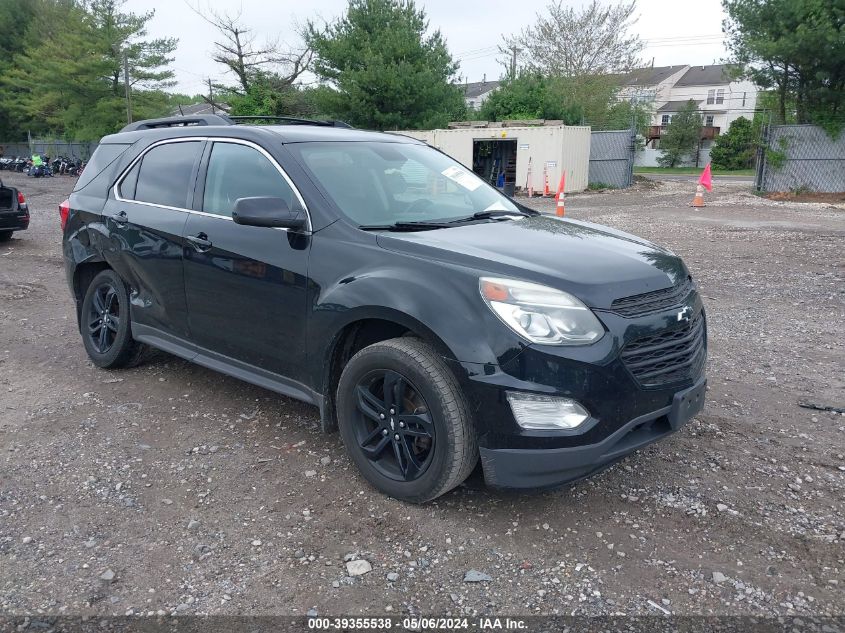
xmin=113 ymin=210 xmax=128 ymax=226
xmin=186 ymin=232 xmax=213 ymax=252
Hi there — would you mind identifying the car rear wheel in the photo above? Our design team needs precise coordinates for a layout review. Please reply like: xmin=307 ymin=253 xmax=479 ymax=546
xmin=80 ymin=269 xmax=145 ymax=368
xmin=0 ymin=231 xmax=12 ymax=242
xmin=337 ymin=337 xmax=478 ymax=503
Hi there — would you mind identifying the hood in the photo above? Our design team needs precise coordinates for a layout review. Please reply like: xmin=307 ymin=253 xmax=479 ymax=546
xmin=376 ymin=215 xmax=688 ymax=309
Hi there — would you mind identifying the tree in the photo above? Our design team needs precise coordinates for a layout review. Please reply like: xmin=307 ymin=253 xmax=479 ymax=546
xmin=501 ymin=0 xmax=643 ymax=78
xmin=2 ymin=0 xmax=177 ymax=140
xmin=709 ymin=116 xmax=756 ymax=170
xmin=226 ymin=72 xmax=319 ymax=118
xmin=479 ymin=74 xmax=578 ymax=122
xmin=307 ymin=0 xmax=464 ymax=130
xmin=723 ymin=0 xmax=845 ymax=129
xmin=0 ymin=0 xmax=36 ymax=139
xmin=657 ymin=100 xmax=702 ymax=168
xmin=188 ymin=4 xmax=313 ymax=95
xmin=478 ymin=73 xmax=650 ymax=129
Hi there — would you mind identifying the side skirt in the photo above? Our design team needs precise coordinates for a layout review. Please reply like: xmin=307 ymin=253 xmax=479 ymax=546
xmin=132 ymin=323 xmax=325 ymax=416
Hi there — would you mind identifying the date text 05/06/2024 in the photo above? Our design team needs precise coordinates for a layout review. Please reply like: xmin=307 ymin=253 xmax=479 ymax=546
xmin=307 ymin=616 xmax=529 ymax=630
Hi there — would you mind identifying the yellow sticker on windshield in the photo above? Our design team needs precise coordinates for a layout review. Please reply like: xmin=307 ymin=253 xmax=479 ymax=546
xmin=441 ymin=166 xmax=482 ymax=192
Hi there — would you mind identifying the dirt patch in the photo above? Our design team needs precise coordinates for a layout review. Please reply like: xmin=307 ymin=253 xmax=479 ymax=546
xmin=765 ymin=191 xmax=845 ymax=205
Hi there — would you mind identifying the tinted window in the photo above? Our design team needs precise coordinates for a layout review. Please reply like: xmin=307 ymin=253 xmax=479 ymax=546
xmin=203 ymin=142 xmax=295 ymax=217
xmin=134 ymin=141 xmax=201 ymax=208
xmin=72 ymin=143 xmax=131 ymax=192
xmin=119 ymin=161 xmax=140 ymax=199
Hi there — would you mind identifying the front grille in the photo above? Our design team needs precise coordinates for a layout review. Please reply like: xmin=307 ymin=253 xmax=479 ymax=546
xmin=621 ymin=311 xmax=706 ymax=387
xmin=611 ymin=277 xmax=694 ymax=317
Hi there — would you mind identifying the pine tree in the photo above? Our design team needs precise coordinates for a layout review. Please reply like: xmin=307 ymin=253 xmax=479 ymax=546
xmin=657 ymin=101 xmax=703 ymax=168
xmin=307 ymin=0 xmax=464 ymax=130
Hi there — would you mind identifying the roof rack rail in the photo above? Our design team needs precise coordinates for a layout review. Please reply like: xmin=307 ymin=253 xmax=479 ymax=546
xmin=228 ymin=115 xmax=354 ymax=129
xmin=119 ymin=114 xmax=233 ymax=133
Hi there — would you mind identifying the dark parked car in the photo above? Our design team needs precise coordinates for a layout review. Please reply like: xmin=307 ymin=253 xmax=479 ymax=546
xmin=61 ymin=115 xmax=706 ymax=503
xmin=0 ymin=179 xmax=29 ymax=241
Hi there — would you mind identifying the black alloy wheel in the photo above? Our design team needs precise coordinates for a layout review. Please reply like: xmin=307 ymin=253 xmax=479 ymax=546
xmin=80 ymin=269 xmax=145 ymax=369
xmin=87 ymin=281 xmax=121 ymax=353
xmin=352 ymin=369 xmax=436 ymax=482
xmin=336 ymin=337 xmax=478 ymax=503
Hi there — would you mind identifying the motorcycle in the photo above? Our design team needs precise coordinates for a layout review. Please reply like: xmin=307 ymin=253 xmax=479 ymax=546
xmin=27 ymin=156 xmax=53 ymax=178
xmin=67 ymin=158 xmax=84 ymax=176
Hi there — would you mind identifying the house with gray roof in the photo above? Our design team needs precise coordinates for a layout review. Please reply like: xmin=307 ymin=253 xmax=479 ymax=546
xmin=617 ymin=63 xmax=759 ymax=149
xmin=664 ymin=64 xmax=757 ymax=136
xmin=462 ymin=80 xmax=500 ymax=111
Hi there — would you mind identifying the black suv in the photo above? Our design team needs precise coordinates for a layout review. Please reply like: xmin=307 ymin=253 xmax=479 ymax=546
xmin=62 ymin=115 xmax=706 ymax=503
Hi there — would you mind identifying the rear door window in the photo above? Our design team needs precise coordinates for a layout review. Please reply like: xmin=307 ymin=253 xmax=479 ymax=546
xmin=132 ymin=141 xmax=202 ymax=209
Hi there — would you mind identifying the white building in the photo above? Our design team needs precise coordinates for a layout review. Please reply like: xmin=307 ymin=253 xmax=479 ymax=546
xmin=616 ymin=65 xmax=689 ymax=107
xmin=618 ymin=64 xmax=758 ymax=149
xmin=463 ymin=80 xmax=500 ymax=111
xmin=662 ymin=64 xmax=758 ymax=132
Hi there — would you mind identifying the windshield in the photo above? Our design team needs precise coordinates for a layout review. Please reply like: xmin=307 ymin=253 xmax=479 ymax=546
xmin=289 ymin=141 xmax=520 ymax=226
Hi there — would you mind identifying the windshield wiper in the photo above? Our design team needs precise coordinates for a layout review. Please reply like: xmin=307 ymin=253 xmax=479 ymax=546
xmin=446 ymin=209 xmax=533 ymax=224
xmin=358 ymin=221 xmax=454 ymax=231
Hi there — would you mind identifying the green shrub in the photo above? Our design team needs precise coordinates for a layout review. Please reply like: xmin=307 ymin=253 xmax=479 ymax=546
xmin=710 ymin=117 xmax=755 ymax=170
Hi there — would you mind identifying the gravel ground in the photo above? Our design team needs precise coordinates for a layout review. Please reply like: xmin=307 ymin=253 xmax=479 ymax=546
xmin=0 ymin=172 xmax=843 ymax=619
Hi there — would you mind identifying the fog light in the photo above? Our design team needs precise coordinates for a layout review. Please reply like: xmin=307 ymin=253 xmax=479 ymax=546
xmin=506 ymin=392 xmax=590 ymax=430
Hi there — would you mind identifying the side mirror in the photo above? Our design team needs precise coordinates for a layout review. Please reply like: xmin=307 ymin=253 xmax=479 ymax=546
xmin=232 ymin=197 xmax=307 ymax=230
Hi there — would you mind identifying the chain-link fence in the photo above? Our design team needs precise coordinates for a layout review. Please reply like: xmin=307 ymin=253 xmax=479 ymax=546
xmin=755 ymin=124 xmax=845 ymax=193
xmin=588 ymin=128 xmax=636 ymax=189
xmin=0 ymin=140 xmax=97 ymax=160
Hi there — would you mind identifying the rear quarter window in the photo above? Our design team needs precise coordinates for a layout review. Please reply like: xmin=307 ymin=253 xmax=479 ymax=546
xmin=72 ymin=143 xmax=131 ymax=192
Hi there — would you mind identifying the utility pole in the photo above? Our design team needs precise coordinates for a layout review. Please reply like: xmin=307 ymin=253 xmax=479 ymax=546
xmin=123 ymin=51 xmax=132 ymax=124
xmin=208 ymin=78 xmax=216 ymax=114
xmin=509 ymin=45 xmax=522 ymax=79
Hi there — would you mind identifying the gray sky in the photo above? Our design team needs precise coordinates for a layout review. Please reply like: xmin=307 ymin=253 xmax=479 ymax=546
xmin=126 ymin=0 xmax=730 ymax=96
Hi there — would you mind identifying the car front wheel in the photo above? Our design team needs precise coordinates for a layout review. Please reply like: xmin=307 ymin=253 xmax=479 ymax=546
xmin=337 ymin=337 xmax=478 ymax=503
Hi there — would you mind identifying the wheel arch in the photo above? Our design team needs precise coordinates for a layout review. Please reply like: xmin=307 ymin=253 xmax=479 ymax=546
xmin=318 ymin=308 xmax=458 ymax=434
xmin=72 ymin=259 xmax=112 ymax=329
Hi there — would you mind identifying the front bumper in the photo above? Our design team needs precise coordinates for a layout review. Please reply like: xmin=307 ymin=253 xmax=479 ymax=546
xmin=447 ymin=297 xmax=707 ymax=490
xmin=479 ymin=377 xmax=706 ymax=489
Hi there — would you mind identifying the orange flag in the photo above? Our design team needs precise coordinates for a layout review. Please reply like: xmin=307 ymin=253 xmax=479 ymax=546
xmin=699 ymin=163 xmax=713 ymax=192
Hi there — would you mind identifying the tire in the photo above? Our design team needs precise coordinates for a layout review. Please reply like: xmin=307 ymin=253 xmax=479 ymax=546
xmin=337 ymin=337 xmax=478 ymax=503
xmin=0 ymin=231 xmax=12 ymax=242
xmin=80 ymin=269 xmax=145 ymax=369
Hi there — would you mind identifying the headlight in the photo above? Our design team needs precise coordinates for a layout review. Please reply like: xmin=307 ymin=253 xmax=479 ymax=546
xmin=479 ymin=277 xmax=604 ymax=345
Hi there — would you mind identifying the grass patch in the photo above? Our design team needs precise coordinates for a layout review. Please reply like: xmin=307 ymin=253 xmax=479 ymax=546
xmin=634 ymin=167 xmax=755 ymax=176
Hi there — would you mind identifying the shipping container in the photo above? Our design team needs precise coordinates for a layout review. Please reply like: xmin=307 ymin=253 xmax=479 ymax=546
xmin=393 ymin=125 xmax=591 ymax=193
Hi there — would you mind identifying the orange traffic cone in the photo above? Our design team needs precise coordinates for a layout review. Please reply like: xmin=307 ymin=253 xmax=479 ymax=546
xmin=555 ymin=171 xmax=566 ymax=217
xmin=542 ymin=165 xmax=551 ymax=197
xmin=691 ymin=164 xmax=712 ymax=207
xmin=690 ymin=184 xmax=705 ymax=207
